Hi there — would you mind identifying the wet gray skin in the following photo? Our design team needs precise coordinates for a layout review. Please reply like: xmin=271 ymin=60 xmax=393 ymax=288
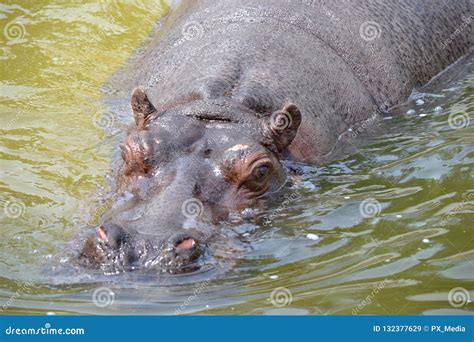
xmin=79 ymin=95 xmax=298 ymax=274
xmin=78 ymin=0 xmax=471 ymax=274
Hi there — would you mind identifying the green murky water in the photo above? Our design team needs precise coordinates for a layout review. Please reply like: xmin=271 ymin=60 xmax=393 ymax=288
xmin=0 ymin=1 xmax=473 ymax=315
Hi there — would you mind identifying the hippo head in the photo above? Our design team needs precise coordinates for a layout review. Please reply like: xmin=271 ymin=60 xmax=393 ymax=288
xmin=80 ymin=87 xmax=301 ymax=274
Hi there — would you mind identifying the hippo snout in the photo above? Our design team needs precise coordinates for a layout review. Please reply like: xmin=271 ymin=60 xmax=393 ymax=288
xmin=79 ymin=223 xmax=204 ymax=274
xmin=154 ymin=233 xmax=202 ymax=273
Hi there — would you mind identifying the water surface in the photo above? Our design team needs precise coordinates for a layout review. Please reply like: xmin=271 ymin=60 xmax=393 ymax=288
xmin=0 ymin=1 xmax=473 ymax=315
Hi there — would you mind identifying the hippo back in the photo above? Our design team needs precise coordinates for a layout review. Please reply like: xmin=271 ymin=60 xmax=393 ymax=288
xmin=125 ymin=0 xmax=472 ymax=161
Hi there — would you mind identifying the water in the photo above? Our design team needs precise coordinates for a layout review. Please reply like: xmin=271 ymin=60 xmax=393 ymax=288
xmin=1 ymin=2 xmax=473 ymax=315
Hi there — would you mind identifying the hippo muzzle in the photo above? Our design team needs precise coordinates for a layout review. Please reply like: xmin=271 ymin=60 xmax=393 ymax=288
xmin=79 ymin=224 xmax=204 ymax=274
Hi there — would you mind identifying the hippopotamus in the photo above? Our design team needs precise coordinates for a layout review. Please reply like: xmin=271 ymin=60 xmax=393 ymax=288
xmin=78 ymin=0 xmax=472 ymax=274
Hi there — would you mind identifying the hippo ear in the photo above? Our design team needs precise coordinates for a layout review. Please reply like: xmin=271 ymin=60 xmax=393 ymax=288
xmin=263 ymin=103 xmax=302 ymax=152
xmin=131 ymin=87 xmax=157 ymax=130
xmin=120 ymin=131 xmax=154 ymax=176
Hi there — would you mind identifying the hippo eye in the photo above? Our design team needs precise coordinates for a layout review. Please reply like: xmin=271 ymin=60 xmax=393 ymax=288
xmin=251 ymin=164 xmax=270 ymax=182
xmin=242 ymin=163 xmax=272 ymax=193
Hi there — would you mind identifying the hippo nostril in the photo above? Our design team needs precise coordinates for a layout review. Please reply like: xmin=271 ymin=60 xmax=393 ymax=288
xmin=152 ymin=234 xmax=203 ymax=273
xmin=95 ymin=224 xmax=132 ymax=250
xmin=175 ymin=238 xmax=196 ymax=250
xmin=96 ymin=226 xmax=108 ymax=241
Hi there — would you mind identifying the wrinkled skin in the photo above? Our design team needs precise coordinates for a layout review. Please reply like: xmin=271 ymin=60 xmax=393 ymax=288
xmin=79 ymin=0 xmax=472 ymax=274
xmin=79 ymin=95 xmax=300 ymax=273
